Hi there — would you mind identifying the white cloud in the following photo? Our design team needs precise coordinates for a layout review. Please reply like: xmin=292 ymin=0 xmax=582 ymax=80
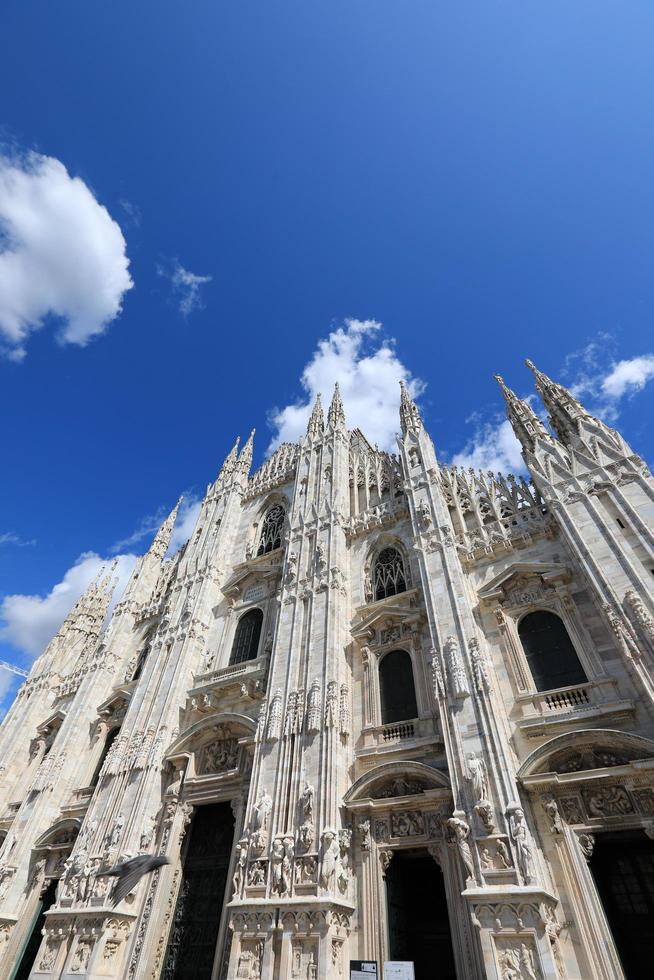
xmin=0 ymin=532 xmax=36 ymax=547
xmin=267 ymin=318 xmax=425 ymax=453
xmin=451 ymin=417 xmax=525 ymax=475
xmin=158 ymin=261 xmax=212 ymax=317
xmin=0 ymin=552 xmax=137 ymax=659
xmin=601 ymin=355 xmax=654 ymax=400
xmin=0 ymin=151 xmax=133 ymax=359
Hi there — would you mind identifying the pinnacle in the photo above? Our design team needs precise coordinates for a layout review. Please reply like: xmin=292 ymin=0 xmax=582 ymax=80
xmin=399 ymin=379 xmax=423 ymax=434
xmin=307 ymin=393 xmax=325 ymax=438
xmin=327 ymin=382 xmax=346 ymax=430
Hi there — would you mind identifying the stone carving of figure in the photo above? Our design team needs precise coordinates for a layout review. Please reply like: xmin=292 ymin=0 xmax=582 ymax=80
xmin=496 ymin=838 xmax=512 ymax=869
xmin=281 ymin=836 xmax=294 ymax=894
xmin=603 ymin=602 xmax=641 ymax=659
xmin=300 ymin=782 xmax=314 ymax=824
xmin=625 ymin=589 xmax=654 ymax=644
xmin=270 ymin=838 xmax=285 ymax=895
xmin=286 ymin=552 xmax=298 ymax=583
xmin=474 ymin=800 xmax=495 ymax=834
xmin=430 ymin=651 xmax=445 ymax=699
xmin=469 ymin=637 xmax=491 ymax=694
xmin=324 ymin=681 xmax=338 ymax=729
xmin=232 ymin=839 xmax=247 ymax=894
xmin=337 ymin=828 xmax=352 ymax=893
xmin=306 ymin=682 xmax=321 ymax=734
xmin=446 ymin=816 xmax=475 ymax=885
xmin=315 ymin=541 xmax=327 ymax=572
xmin=467 ymin=754 xmax=489 ymax=803
xmin=508 ymin=806 xmax=535 ymax=883
xmin=445 ymin=635 xmax=469 ymax=699
xmin=140 ymin=814 xmax=157 ymax=851
xmin=339 ymin=683 xmax=350 ymax=736
xmin=319 ymin=830 xmax=339 ymax=890
xmin=542 ymin=796 xmax=564 ymax=835
xmin=266 ymin=692 xmax=283 ymax=741
xmin=417 ymin=499 xmax=432 ymax=529
xmin=358 ymin=819 xmax=371 ymax=851
xmin=253 ymin=789 xmax=272 ymax=832
xmin=109 ymin=813 xmax=125 ymax=850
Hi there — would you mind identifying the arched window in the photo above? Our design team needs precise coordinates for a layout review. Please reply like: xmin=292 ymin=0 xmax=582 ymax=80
xmin=132 ymin=632 xmax=154 ymax=682
xmin=90 ymin=727 xmax=120 ymax=787
xmin=379 ymin=650 xmax=418 ymax=724
xmin=373 ymin=547 xmax=407 ymax=601
xmin=229 ymin=609 xmax=264 ymax=666
xmin=518 ymin=610 xmax=587 ymax=692
xmin=257 ymin=505 xmax=285 ymax=556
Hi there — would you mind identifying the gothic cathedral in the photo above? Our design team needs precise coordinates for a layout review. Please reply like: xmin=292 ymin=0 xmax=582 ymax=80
xmin=1 ymin=363 xmax=654 ymax=980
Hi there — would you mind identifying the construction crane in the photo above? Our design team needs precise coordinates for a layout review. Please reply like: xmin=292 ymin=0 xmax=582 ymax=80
xmin=0 ymin=660 xmax=28 ymax=679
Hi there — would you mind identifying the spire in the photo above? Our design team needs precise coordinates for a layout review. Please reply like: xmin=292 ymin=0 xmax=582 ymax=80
xmin=494 ymin=374 xmax=551 ymax=452
xmin=306 ymin=394 xmax=325 ymax=439
xmin=149 ymin=497 xmax=182 ymax=561
xmin=327 ymin=383 xmax=346 ymax=430
xmin=217 ymin=436 xmax=240 ymax=481
xmin=399 ymin=380 xmax=423 ymax=435
xmin=237 ymin=429 xmax=255 ymax=475
xmin=525 ymin=359 xmax=587 ymax=445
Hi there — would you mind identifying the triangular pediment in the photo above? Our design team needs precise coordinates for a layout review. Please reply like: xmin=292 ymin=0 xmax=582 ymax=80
xmin=478 ymin=562 xmax=570 ymax=602
xmin=352 ymin=589 xmax=422 ymax=640
xmin=221 ymin=549 xmax=283 ymax=599
xmin=36 ymin=709 xmax=66 ymax=735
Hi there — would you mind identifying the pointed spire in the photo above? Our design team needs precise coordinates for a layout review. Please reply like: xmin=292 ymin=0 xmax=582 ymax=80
xmin=525 ymin=359 xmax=587 ymax=445
xmin=327 ymin=382 xmax=346 ymax=430
xmin=399 ymin=380 xmax=423 ymax=435
xmin=149 ymin=497 xmax=182 ymax=561
xmin=237 ymin=429 xmax=255 ymax=474
xmin=494 ymin=374 xmax=551 ymax=452
xmin=306 ymin=394 xmax=325 ymax=439
xmin=217 ymin=436 xmax=240 ymax=481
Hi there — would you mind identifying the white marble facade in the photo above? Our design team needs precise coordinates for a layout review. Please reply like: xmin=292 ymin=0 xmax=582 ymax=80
xmin=1 ymin=363 xmax=654 ymax=979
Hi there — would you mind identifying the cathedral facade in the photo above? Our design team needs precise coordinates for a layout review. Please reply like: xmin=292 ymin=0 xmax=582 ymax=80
xmin=1 ymin=363 xmax=654 ymax=980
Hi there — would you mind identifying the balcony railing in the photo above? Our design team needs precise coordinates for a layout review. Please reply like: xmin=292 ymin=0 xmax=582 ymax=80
xmin=380 ymin=721 xmax=416 ymax=743
xmin=543 ymin=686 xmax=591 ymax=712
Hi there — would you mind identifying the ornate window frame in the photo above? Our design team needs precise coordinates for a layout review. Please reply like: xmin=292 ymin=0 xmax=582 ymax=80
xmin=363 ymin=535 xmax=412 ymax=607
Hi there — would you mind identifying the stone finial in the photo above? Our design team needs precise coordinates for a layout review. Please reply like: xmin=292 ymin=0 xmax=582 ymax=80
xmin=306 ymin=394 xmax=325 ymax=438
xmin=216 ymin=436 xmax=240 ymax=481
xmin=149 ymin=497 xmax=182 ymax=561
xmin=327 ymin=382 xmax=346 ymax=430
xmin=494 ymin=373 xmax=550 ymax=451
xmin=237 ymin=429 xmax=255 ymax=474
xmin=399 ymin=379 xmax=422 ymax=435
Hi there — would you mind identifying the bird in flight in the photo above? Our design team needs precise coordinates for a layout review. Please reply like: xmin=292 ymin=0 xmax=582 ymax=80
xmin=100 ymin=854 xmax=170 ymax=906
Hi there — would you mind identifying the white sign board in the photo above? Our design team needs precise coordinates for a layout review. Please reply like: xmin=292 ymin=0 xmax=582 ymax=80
xmin=350 ymin=962 xmax=378 ymax=980
xmin=383 ymin=964 xmax=415 ymax=980
xmin=243 ymin=584 xmax=266 ymax=602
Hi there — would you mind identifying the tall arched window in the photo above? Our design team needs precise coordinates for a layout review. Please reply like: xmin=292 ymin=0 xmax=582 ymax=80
xmin=132 ymin=630 xmax=154 ymax=683
xmin=379 ymin=650 xmax=418 ymax=724
xmin=518 ymin=610 xmax=587 ymax=692
xmin=257 ymin=505 xmax=285 ymax=556
xmin=229 ymin=609 xmax=264 ymax=666
xmin=374 ymin=547 xmax=407 ymax=601
xmin=90 ymin=727 xmax=120 ymax=787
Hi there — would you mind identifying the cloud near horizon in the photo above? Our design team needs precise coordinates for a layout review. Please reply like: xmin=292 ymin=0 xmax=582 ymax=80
xmin=0 ymin=151 xmax=133 ymax=360
xmin=267 ymin=318 xmax=425 ymax=454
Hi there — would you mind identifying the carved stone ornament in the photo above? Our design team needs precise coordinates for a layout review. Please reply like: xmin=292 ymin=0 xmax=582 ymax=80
xmin=390 ymin=811 xmax=425 ymax=837
xmin=507 ymin=804 xmax=535 ymax=883
xmin=445 ymin=816 xmax=476 ymax=885
xmin=445 ymin=635 xmax=469 ymax=699
xmin=577 ymin=833 xmax=595 ymax=862
xmin=198 ymin=736 xmax=239 ymax=774
xmin=496 ymin=939 xmax=542 ymax=980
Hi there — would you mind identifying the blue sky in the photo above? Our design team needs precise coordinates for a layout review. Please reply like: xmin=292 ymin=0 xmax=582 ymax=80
xmin=1 ymin=1 xmax=654 ymax=709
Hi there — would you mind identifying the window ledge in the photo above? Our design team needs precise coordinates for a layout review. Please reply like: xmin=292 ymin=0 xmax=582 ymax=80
xmin=517 ymin=697 xmax=635 ymax=738
xmin=356 ymin=717 xmax=442 ymax=758
xmin=191 ymin=655 xmax=268 ymax=699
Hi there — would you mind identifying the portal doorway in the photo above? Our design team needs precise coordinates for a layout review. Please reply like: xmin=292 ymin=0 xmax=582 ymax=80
xmin=589 ymin=830 xmax=654 ymax=980
xmin=12 ymin=878 xmax=58 ymax=980
xmin=162 ymin=801 xmax=235 ymax=980
xmin=385 ymin=848 xmax=457 ymax=980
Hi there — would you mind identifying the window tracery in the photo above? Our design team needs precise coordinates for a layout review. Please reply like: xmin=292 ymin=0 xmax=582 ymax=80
xmin=257 ymin=505 xmax=285 ymax=556
xmin=373 ymin=547 xmax=407 ymax=601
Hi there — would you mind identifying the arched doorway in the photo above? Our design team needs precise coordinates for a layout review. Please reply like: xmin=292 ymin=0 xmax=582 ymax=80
xmin=162 ymin=802 xmax=235 ymax=979
xmin=11 ymin=879 xmax=58 ymax=980
xmin=589 ymin=830 xmax=654 ymax=979
xmin=385 ymin=849 xmax=456 ymax=980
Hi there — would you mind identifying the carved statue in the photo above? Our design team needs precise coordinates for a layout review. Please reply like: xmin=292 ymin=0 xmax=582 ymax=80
xmin=300 ymin=782 xmax=314 ymax=824
xmin=319 ymin=830 xmax=339 ymax=890
xmin=445 ymin=635 xmax=469 ymax=699
xmin=324 ymin=681 xmax=338 ymax=729
xmin=266 ymin=692 xmax=283 ymax=741
xmin=508 ymin=806 xmax=535 ymax=883
xmin=445 ymin=816 xmax=475 ymax=884
xmin=270 ymin=837 xmax=285 ymax=895
xmin=542 ymin=796 xmax=564 ymax=834
xmin=306 ymin=682 xmax=321 ymax=733
xmin=232 ymin=839 xmax=247 ymax=894
xmin=467 ymin=753 xmax=489 ymax=803
xmin=252 ymin=789 xmax=272 ymax=832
